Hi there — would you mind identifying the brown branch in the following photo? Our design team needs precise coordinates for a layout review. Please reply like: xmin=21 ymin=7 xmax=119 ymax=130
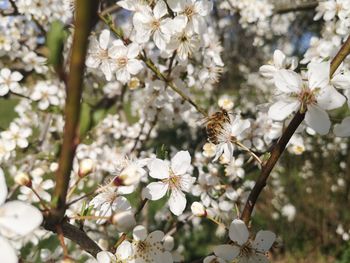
xmin=240 ymin=35 xmax=350 ymax=225
xmin=49 ymin=0 xmax=99 ymax=224
xmin=44 ymin=220 xmax=102 ymax=257
xmin=274 ymin=1 xmax=318 ymax=15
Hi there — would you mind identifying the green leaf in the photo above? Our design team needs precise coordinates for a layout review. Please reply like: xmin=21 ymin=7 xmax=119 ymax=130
xmin=46 ymin=21 xmax=66 ymax=67
xmin=79 ymin=102 xmax=92 ymax=137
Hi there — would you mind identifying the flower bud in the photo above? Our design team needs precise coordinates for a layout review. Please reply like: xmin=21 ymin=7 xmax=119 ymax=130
xmin=191 ymin=202 xmax=207 ymax=217
xmin=203 ymin=143 xmax=216 ymax=158
xmin=78 ymin=158 xmax=94 ymax=177
xmin=218 ymin=97 xmax=234 ymax=111
xmin=112 ymin=211 xmax=136 ymax=232
xmin=15 ymin=172 xmax=31 ymax=187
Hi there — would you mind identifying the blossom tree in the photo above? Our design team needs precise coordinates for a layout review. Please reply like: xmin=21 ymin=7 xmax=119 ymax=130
xmin=1 ymin=0 xmax=350 ymax=262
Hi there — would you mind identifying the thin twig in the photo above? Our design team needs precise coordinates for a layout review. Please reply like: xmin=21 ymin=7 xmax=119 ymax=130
xmin=235 ymin=141 xmax=262 ymax=165
xmin=274 ymin=1 xmax=318 ymax=15
xmin=240 ymin=35 xmax=350 ymax=225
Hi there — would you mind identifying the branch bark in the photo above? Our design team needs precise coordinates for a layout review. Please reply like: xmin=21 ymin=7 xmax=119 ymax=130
xmin=240 ymin=35 xmax=350 ymax=225
xmin=49 ymin=0 xmax=99 ymax=224
xmin=274 ymin=1 xmax=318 ymax=15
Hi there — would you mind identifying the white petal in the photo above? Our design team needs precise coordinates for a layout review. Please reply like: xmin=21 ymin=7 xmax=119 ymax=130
xmin=101 ymin=61 xmax=112 ymax=81
xmin=268 ymin=100 xmax=300 ymax=121
xmin=179 ymin=174 xmax=196 ymax=192
xmin=305 ymin=105 xmax=330 ymax=135
xmin=0 ymin=167 xmax=7 ymax=205
xmin=229 ymin=219 xmax=249 ymax=245
xmin=11 ymin=71 xmax=23 ymax=82
xmin=0 ymin=236 xmax=17 ymax=263
xmin=317 ymin=86 xmax=345 ymax=110
xmin=273 ymin=50 xmax=286 ymax=68
xmin=148 ymin=158 xmax=169 ymax=179
xmin=0 ymin=200 xmax=43 ymax=236
xmin=127 ymin=43 xmax=140 ymax=59
xmin=99 ymin=30 xmax=110 ymax=50
xmin=116 ymin=241 xmax=133 ymax=259
xmin=334 ymin=117 xmax=350 ymax=137
xmin=252 ymin=230 xmax=276 ymax=252
xmin=213 ymin=245 xmax=240 ymax=261
xmin=171 ymin=150 xmax=191 ymax=175
xmin=168 ymin=189 xmax=186 ymax=216
xmin=274 ymin=70 xmax=302 ymax=93
xmin=307 ymin=61 xmax=330 ymax=90
xmin=259 ymin=65 xmax=276 ymax=79
xmin=142 ymin=182 xmax=168 ymax=200
xmin=170 ymin=16 xmax=187 ymax=33
xmin=147 ymin=230 xmax=164 ymax=244
xmin=133 ymin=225 xmax=147 ymax=241
xmin=167 ymin=0 xmax=184 ymax=12
xmin=230 ymin=118 xmax=250 ymax=137
xmin=153 ymin=0 xmax=168 ymax=19
xmin=96 ymin=251 xmax=115 ymax=263
xmin=332 ymin=73 xmax=350 ymax=89
xmin=126 ymin=59 xmax=143 ymax=75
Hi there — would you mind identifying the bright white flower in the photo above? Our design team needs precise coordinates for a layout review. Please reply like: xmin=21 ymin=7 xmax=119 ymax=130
xmin=268 ymin=61 xmax=346 ymax=135
xmin=314 ymin=0 xmax=350 ymax=21
xmin=218 ymin=97 xmax=234 ymax=111
xmin=86 ymin=29 xmax=113 ymax=81
xmin=167 ymin=0 xmax=213 ymax=34
xmin=132 ymin=225 xmax=173 ymax=263
xmin=281 ymin=204 xmax=296 ymax=222
xmin=0 ymin=68 xmax=23 ymax=96
xmin=166 ymin=30 xmax=200 ymax=62
xmin=96 ymin=240 xmax=134 ymax=263
xmin=143 ymin=150 xmax=195 ymax=216
xmin=133 ymin=1 xmax=179 ymax=50
xmin=213 ymin=115 xmax=250 ymax=162
xmin=89 ymin=189 xmax=132 ymax=224
xmin=30 ymin=81 xmax=62 ymax=110
xmin=191 ymin=201 xmax=206 ymax=216
xmin=259 ymin=49 xmax=297 ymax=79
xmin=0 ymin=167 xmax=43 ymax=263
xmin=1 ymin=122 xmax=32 ymax=151
xmin=214 ymin=219 xmax=275 ymax=262
xmin=224 ymin=156 xmax=245 ymax=180
xmin=18 ymin=168 xmax=54 ymax=203
xmin=109 ymin=40 xmax=143 ymax=84
xmin=202 ymin=142 xmax=216 ymax=158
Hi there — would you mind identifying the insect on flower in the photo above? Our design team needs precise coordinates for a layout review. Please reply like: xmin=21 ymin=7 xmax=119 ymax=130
xmin=204 ymin=108 xmax=231 ymax=144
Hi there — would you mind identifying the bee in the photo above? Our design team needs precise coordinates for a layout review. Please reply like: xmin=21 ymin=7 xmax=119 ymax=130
xmin=204 ymin=108 xmax=231 ymax=144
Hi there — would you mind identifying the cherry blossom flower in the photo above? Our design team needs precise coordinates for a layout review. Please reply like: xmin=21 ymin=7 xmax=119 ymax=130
xmin=167 ymin=0 xmax=213 ymax=34
xmin=109 ymin=40 xmax=143 ymax=83
xmin=214 ymin=219 xmax=275 ymax=262
xmin=203 ymin=255 xmax=226 ymax=263
xmin=143 ymin=150 xmax=195 ymax=216
xmin=0 ymin=68 xmax=23 ymax=96
xmin=86 ymin=29 xmax=114 ymax=81
xmin=213 ymin=115 xmax=251 ymax=162
xmin=132 ymin=225 xmax=173 ymax=263
xmin=268 ymin=61 xmax=346 ymax=135
xmin=133 ymin=0 xmax=178 ymax=50
xmin=1 ymin=122 xmax=32 ymax=151
xmin=259 ymin=49 xmax=297 ymax=79
xmin=166 ymin=30 xmax=200 ymax=62
xmin=96 ymin=241 xmax=134 ymax=263
xmin=0 ymin=167 xmax=43 ymax=263
xmin=30 ymin=81 xmax=63 ymax=110
xmin=89 ymin=190 xmax=133 ymax=225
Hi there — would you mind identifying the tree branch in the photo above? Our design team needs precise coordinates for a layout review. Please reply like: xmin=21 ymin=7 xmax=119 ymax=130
xmin=43 ymin=220 xmax=102 ymax=257
xmin=240 ymin=35 xmax=350 ymax=225
xmin=49 ymin=0 xmax=99 ymax=223
xmin=274 ymin=1 xmax=318 ymax=15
